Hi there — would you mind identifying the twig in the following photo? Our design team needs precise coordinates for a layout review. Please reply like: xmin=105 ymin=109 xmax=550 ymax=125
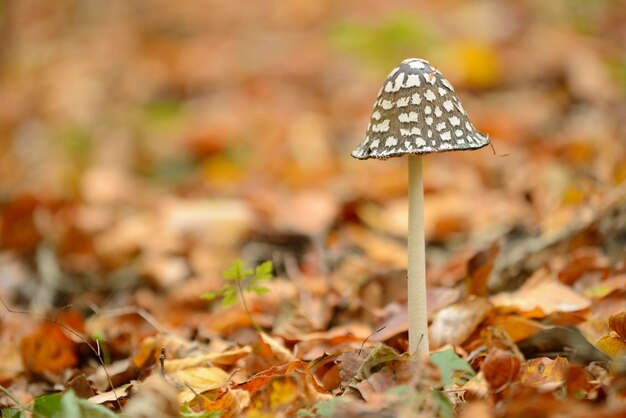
xmin=0 ymin=384 xmax=35 ymax=416
xmin=87 ymin=304 xmax=168 ymax=335
xmin=358 ymin=325 xmax=386 ymax=355
xmin=489 ymin=138 xmax=509 ymax=157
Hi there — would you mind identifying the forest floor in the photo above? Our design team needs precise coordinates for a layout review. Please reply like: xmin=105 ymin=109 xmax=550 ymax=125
xmin=0 ymin=1 xmax=625 ymax=417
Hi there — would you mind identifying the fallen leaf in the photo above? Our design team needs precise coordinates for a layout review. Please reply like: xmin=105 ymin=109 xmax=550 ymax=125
xmin=0 ymin=337 xmax=24 ymax=382
xmin=467 ymin=242 xmax=500 ymax=297
xmin=66 ymin=373 xmax=96 ymax=399
xmin=430 ymin=297 xmax=493 ymax=349
xmin=89 ymin=383 xmax=133 ymax=404
xmin=124 ymin=376 xmax=180 ymax=418
xmin=341 ymin=344 xmax=431 ymax=401
xmin=168 ymin=366 xmax=230 ymax=404
xmin=489 ymin=314 xmax=546 ymax=342
xmin=565 ymin=365 xmax=594 ymax=399
xmin=345 ymin=226 xmax=407 ymax=269
xmin=458 ymin=399 xmax=494 ymax=418
xmin=336 ymin=348 xmax=371 ymax=390
xmin=254 ymin=332 xmax=294 ymax=369
xmin=234 ymin=360 xmax=330 ymax=416
xmin=20 ymin=322 xmax=78 ymax=374
xmin=462 ymin=372 xmax=490 ymax=402
xmin=490 ymin=269 xmax=591 ymax=315
xmin=163 ymin=347 xmax=252 ymax=371
xmin=195 ymin=387 xmax=250 ymax=418
xmin=481 ymin=348 xmax=521 ymax=392
xmin=608 ymin=311 xmax=626 ymax=340
xmin=520 ymin=357 xmax=569 ymax=390
xmin=308 ymin=352 xmax=342 ymax=392
xmin=431 ymin=347 xmax=475 ymax=387
xmin=595 ymin=334 xmax=626 ymax=360
xmin=517 ymin=326 xmax=609 ymax=364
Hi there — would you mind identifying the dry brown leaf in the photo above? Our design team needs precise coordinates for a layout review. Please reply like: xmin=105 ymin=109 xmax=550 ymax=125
xmin=489 ymin=314 xmax=546 ymax=342
xmin=66 ymin=373 xmax=96 ymax=399
xmin=234 ymin=360 xmax=330 ymax=416
xmin=0 ymin=337 xmax=24 ymax=382
xmin=254 ymin=332 xmax=294 ymax=368
xmin=430 ymin=297 xmax=493 ymax=349
xmin=161 ymin=198 xmax=253 ymax=247
xmin=490 ymin=269 xmax=590 ymax=315
xmin=468 ymin=242 xmax=500 ymax=297
xmin=89 ymin=383 xmax=133 ymax=404
xmin=124 ymin=377 xmax=179 ymax=418
xmin=481 ymin=348 xmax=521 ymax=392
xmin=462 ymin=372 xmax=490 ymax=402
xmin=272 ymin=190 xmax=339 ymax=235
xmin=564 ymin=365 xmax=594 ymax=398
xmin=20 ymin=321 xmax=79 ymax=374
xmin=458 ymin=399 xmax=495 ymax=418
xmin=163 ymin=347 xmax=252 ymax=371
xmin=608 ymin=311 xmax=626 ymax=340
xmin=345 ymin=225 xmax=407 ymax=269
xmin=196 ymin=388 xmax=250 ymax=418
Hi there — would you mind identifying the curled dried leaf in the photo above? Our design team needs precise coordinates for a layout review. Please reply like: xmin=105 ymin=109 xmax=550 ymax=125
xmin=608 ymin=311 xmax=626 ymax=339
xmin=481 ymin=348 xmax=521 ymax=392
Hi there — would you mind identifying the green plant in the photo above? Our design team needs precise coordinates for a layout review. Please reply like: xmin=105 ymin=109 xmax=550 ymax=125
xmin=201 ymin=260 xmax=274 ymax=332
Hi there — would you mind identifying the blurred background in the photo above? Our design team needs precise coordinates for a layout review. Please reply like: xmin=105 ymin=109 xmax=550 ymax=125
xmin=0 ymin=0 xmax=625 ymax=321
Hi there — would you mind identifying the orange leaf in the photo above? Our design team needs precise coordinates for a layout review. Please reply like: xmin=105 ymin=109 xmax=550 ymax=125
xmin=20 ymin=323 xmax=78 ymax=374
xmin=482 ymin=348 xmax=521 ymax=392
xmin=520 ymin=357 xmax=569 ymax=389
xmin=233 ymin=360 xmax=330 ymax=416
xmin=490 ymin=315 xmax=546 ymax=343
xmin=467 ymin=242 xmax=500 ymax=297
xmin=608 ymin=311 xmax=626 ymax=340
xmin=197 ymin=388 xmax=250 ymax=418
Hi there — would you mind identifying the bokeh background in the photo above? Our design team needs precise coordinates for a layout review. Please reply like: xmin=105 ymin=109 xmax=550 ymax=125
xmin=0 ymin=0 xmax=625 ymax=317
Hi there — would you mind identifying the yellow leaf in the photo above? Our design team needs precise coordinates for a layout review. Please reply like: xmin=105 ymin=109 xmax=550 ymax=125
xmin=171 ymin=366 xmax=230 ymax=403
xmin=520 ymin=357 xmax=569 ymax=389
xmin=269 ymin=379 xmax=298 ymax=409
xmin=164 ymin=346 xmax=252 ymax=372
xmin=596 ymin=334 xmax=626 ymax=360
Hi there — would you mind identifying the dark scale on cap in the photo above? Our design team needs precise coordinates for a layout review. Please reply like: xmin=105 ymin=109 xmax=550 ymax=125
xmin=352 ymin=58 xmax=490 ymax=160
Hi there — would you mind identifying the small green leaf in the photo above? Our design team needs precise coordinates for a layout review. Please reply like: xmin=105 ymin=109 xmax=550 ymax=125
xmin=247 ymin=285 xmax=270 ymax=296
xmin=2 ymin=408 xmax=25 ymax=418
xmin=200 ymin=289 xmax=224 ymax=300
xmin=430 ymin=348 xmax=475 ymax=386
xmin=34 ymin=393 xmax=62 ymax=417
xmin=254 ymin=261 xmax=273 ymax=281
xmin=222 ymin=260 xmax=253 ymax=281
xmin=431 ymin=389 xmax=454 ymax=418
xmin=221 ymin=288 xmax=238 ymax=307
xmin=52 ymin=390 xmax=119 ymax=418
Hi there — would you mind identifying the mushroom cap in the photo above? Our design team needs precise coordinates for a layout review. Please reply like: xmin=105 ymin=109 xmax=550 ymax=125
xmin=352 ymin=58 xmax=490 ymax=160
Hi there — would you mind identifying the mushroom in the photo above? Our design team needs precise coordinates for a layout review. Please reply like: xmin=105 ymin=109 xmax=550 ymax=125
xmin=352 ymin=58 xmax=489 ymax=356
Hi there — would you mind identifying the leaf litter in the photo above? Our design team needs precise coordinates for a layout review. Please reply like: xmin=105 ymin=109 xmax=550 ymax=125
xmin=0 ymin=1 xmax=626 ymax=417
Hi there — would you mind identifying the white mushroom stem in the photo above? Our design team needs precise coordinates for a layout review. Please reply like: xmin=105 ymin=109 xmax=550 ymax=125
xmin=408 ymin=155 xmax=430 ymax=356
